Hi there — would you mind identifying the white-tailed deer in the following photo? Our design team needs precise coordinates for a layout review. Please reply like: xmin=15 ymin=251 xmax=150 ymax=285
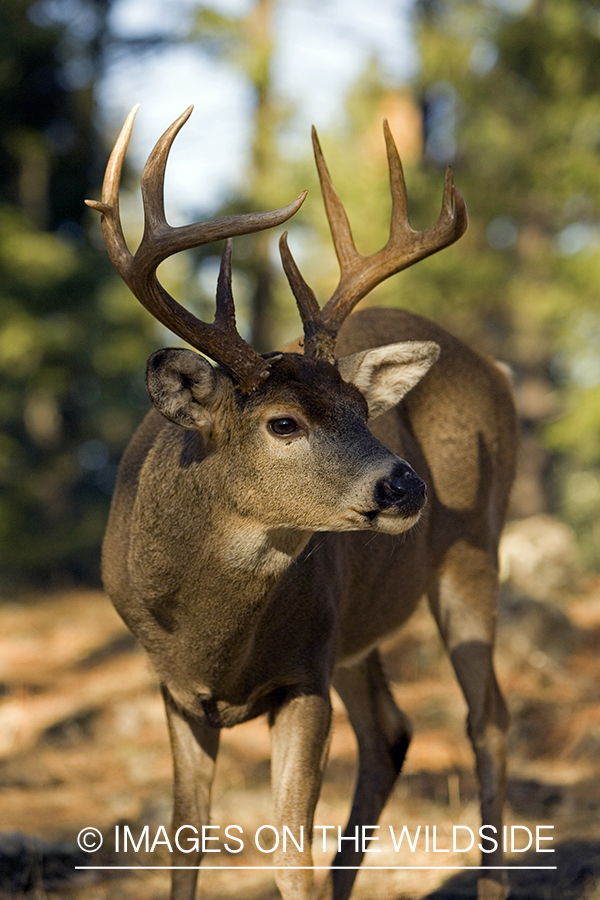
xmin=87 ymin=106 xmax=517 ymax=900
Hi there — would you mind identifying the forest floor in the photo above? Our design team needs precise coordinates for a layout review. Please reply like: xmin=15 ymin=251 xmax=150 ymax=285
xmin=1 ymin=577 xmax=600 ymax=900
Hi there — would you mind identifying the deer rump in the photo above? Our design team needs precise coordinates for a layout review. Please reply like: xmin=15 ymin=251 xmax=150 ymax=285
xmin=90 ymin=108 xmax=517 ymax=900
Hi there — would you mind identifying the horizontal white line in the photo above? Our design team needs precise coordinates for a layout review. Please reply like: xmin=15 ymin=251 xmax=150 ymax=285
xmin=75 ymin=865 xmax=557 ymax=871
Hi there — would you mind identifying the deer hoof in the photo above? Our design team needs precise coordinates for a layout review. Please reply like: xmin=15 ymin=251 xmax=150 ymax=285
xmin=477 ymin=876 xmax=509 ymax=900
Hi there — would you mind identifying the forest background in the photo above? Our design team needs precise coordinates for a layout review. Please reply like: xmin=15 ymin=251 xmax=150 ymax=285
xmin=1 ymin=0 xmax=600 ymax=590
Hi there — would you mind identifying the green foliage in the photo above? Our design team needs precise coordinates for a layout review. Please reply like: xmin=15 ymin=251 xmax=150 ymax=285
xmin=5 ymin=0 xmax=600 ymax=584
xmin=0 ymin=0 xmax=156 ymax=590
xmin=410 ymin=0 xmax=600 ymax=564
xmin=274 ymin=0 xmax=600 ymax=565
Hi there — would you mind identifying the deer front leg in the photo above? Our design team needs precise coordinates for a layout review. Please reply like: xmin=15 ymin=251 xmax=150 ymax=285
xmin=319 ymin=650 xmax=412 ymax=900
xmin=162 ymin=686 xmax=220 ymax=900
xmin=428 ymin=541 xmax=510 ymax=900
xmin=269 ymin=692 xmax=332 ymax=900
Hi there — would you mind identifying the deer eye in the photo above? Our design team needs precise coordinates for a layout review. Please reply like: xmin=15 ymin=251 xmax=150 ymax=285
xmin=268 ymin=417 xmax=301 ymax=437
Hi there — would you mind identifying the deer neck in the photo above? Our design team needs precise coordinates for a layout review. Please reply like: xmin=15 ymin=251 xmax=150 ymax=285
xmin=203 ymin=510 xmax=312 ymax=591
xmin=130 ymin=457 xmax=312 ymax=610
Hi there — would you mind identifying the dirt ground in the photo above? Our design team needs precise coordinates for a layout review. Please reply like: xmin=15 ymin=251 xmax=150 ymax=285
xmin=1 ymin=577 xmax=600 ymax=900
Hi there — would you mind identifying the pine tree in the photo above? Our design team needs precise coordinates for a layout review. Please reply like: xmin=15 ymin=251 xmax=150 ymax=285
xmin=409 ymin=0 xmax=600 ymax=561
xmin=0 ymin=0 xmax=157 ymax=588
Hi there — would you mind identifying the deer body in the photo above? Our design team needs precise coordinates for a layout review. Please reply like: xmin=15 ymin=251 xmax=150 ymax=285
xmin=89 ymin=108 xmax=517 ymax=900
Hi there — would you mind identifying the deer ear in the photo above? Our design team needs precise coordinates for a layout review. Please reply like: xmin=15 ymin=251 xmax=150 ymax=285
xmin=337 ymin=341 xmax=440 ymax=419
xmin=146 ymin=348 xmax=226 ymax=431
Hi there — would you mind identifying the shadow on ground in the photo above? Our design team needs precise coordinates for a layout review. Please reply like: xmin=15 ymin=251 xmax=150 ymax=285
xmin=426 ymin=840 xmax=600 ymax=900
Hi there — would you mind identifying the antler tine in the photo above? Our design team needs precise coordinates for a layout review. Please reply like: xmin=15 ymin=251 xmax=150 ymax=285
xmin=86 ymin=106 xmax=307 ymax=393
xmin=278 ymin=127 xmax=365 ymax=361
xmin=215 ymin=238 xmax=236 ymax=327
xmin=279 ymin=232 xmax=336 ymax=361
xmin=311 ymin=126 xmax=359 ymax=272
xmin=437 ymin=164 xmax=469 ymax=244
xmin=139 ymin=105 xmax=193 ymax=236
xmin=85 ymin=104 xmax=139 ymax=276
xmin=384 ymin=119 xmax=411 ymax=242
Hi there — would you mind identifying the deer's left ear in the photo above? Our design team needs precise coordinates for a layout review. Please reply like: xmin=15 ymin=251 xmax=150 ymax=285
xmin=337 ymin=341 xmax=440 ymax=418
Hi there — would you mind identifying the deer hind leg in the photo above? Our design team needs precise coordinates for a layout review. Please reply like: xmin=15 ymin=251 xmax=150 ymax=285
xmin=427 ymin=541 xmax=510 ymax=900
xmin=162 ymin=686 xmax=220 ymax=900
xmin=318 ymin=649 xmax=413 ymax=900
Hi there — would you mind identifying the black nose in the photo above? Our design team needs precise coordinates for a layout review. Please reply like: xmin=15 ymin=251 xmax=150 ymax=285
xmin=374 ymin=463 xmax=426 ymax=513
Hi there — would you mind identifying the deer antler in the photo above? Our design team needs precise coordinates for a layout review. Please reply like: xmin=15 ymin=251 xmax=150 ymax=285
xmin=86 ymin=106 xmax=306 ymax=393
xmin=280 ymin=121 xmax=468 ymax=361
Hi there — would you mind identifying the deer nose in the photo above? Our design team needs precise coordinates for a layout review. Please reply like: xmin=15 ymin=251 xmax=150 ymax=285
xmin=374 ymin=463 xmax=426 ymax=513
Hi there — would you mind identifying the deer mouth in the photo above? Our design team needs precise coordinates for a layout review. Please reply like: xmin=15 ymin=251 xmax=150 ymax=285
xmin=362 ymin=506 xmax=423 ymax=523
xmin=363 ymin=509 xmax=381 ymax=522
xmin=357 ymin=506 xmax=423 ymax=536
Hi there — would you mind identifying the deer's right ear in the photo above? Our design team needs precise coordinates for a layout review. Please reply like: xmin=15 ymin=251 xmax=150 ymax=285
xmin=146 ymin=349 xmax=226 ymax=431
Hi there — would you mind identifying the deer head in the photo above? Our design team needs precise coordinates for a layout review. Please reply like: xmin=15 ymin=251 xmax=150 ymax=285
xmin=87 ymin=107 xmax=467 ymax=535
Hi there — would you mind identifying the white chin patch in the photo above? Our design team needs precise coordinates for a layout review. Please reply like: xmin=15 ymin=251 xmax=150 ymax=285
xmin=369 ymin=511 xmax=422 ymax=535
xmin=317 ymin=510 xmax=422 ymax=534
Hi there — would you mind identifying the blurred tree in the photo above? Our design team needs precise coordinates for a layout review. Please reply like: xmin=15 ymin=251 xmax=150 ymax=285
xmin=184 ymin=4 xmax=452 ymax=353
xmin=0 ymin=0 xmax=157 ymax=589
xmin=188 ymin=0 xmax=299 ymax=352
xmin=408 ymin=0 xmax=600 ymax=562
xmin=287 ymin=0 xmax=600 ymax=563
xmin=5 ymin=0 xmax=600 ymax=586
xmin=0 ymin=0 xmax=322 ymax=590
